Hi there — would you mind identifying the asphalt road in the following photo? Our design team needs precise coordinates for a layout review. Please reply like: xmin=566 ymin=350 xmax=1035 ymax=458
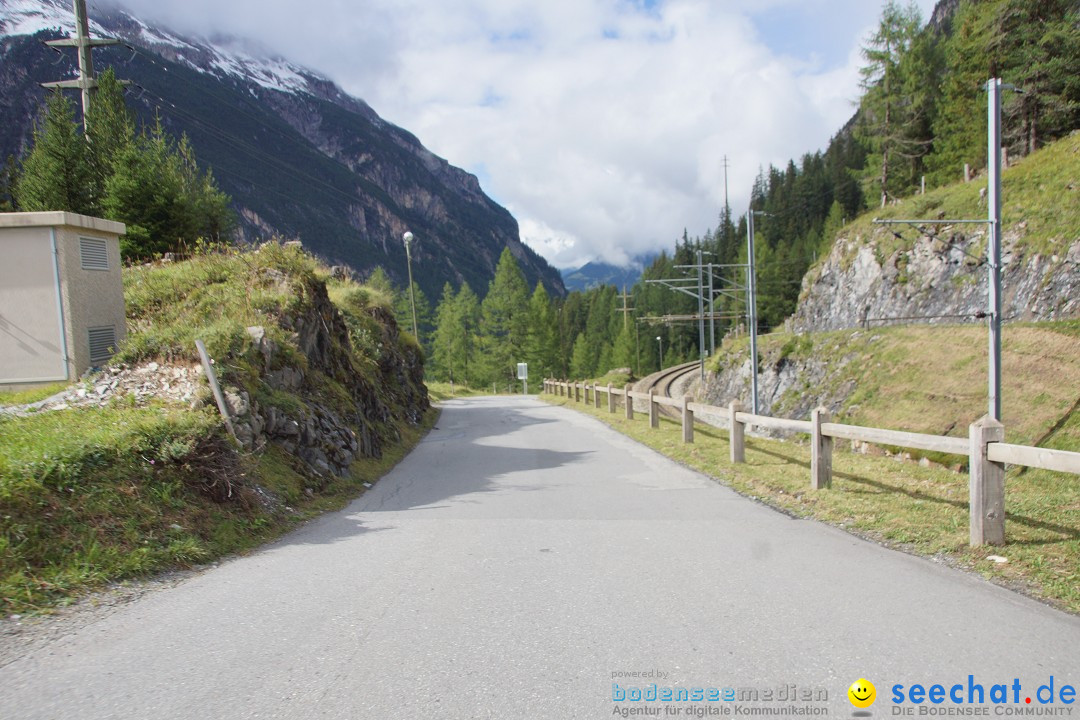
xmin=2 ymin=396 xmax=1079 ymax=719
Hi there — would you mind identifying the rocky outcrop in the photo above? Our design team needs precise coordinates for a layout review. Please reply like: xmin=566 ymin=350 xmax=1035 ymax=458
xmin=223 ymin=267 xmax=428 ymax=481
xmin=794 ymin=227 xmax=1080 ymax=333
xmin=700 ymin=346 xmax=855 ymax=436
xmin=10 ymin=258 xmax=429 ymax=484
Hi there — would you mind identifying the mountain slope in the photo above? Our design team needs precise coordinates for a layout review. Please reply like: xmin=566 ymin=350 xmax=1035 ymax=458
xmin=560 ymin=259 xmax=651 ymax=292
xmin=793 ymin=133 xmax=1080 ymax=332
xmin=0 ymin=0 xmax=565 ymax=300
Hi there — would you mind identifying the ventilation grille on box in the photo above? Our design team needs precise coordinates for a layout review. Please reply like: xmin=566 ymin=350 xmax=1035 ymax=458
xmin=88 ymin=326 xmax=117 ymax=365
xmin=80 ymin=237 xmax=109 ymax=270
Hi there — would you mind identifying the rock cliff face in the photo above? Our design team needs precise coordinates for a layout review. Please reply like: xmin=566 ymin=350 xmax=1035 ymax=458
xmin=224 ymin=265 xmax=428 ymax=481
xmin=793 ymin=228 xmax=1080 ymax=333
xmin=700 ymin=346 xmax=849 ymax=435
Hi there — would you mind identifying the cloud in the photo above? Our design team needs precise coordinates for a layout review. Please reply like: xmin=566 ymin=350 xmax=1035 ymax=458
xmin=105 ymin=0 xmax=941 ymax=269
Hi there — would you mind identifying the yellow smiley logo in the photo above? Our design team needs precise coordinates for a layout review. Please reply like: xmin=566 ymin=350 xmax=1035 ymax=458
xmin=848 ymin=678 xmax=876 ymax=709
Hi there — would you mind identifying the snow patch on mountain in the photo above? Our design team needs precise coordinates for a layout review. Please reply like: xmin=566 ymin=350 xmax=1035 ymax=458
xmin=0 ymin=0 xmax=317 ymax=95
xmin=0 ymin=0 xmax=106 ymax=37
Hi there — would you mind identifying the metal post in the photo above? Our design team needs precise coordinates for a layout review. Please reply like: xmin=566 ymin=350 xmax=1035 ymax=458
xmin=707 ymin=263 xmax=715 ymax=355
xmin=697 ymin=249 xmax=706 ymax=383
xmin=987 ymin=78 xmax=1003 ymax=422
xmin=195 ymin=339 xmax=237 ymax=441
xmin=747 ymin=212 xmax=760 ymax=414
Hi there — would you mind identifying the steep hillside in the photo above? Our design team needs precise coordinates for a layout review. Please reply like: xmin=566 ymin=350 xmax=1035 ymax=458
xmin=794 ymin=133 xmax=1080 ymax=332
xmin=702 ymin=320 xmax=1080 ymax=450
xmin=0 ymin=0 xmax=565 ymax=299
xmin=0 ymin=244 xmax=431 ymax=611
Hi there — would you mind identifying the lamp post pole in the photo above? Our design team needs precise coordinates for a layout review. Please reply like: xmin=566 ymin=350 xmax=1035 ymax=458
xmin=656 ymin=336 xmax=663 ymax=370
xmin=403 ymin=231 xmax=418 ymax=340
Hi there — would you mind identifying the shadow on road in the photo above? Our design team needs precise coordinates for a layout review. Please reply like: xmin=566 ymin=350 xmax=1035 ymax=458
xmin=360 ymin=442 xmax=592 ymax=513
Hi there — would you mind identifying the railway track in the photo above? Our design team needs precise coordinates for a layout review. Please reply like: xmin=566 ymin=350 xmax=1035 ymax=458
xmin=638 ymin=360 xmax=700 ymax=418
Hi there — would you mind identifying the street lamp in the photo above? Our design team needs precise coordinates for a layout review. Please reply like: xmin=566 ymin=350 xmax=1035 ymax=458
xmin=402 ymin=231 xmax=418 ymax=340
xmin=656 ymin=336 xmax=663 ymax=370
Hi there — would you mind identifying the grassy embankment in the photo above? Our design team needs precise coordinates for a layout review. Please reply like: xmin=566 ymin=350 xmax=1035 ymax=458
xmin=805 ymin=132 xmax=1079 ymax=283
xmin=0 ymin=246 xmax=435 ymax=614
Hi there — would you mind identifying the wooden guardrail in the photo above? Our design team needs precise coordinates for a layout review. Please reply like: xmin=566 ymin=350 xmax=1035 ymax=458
xmin=542 ymin=378 xmax=1080 ymax=548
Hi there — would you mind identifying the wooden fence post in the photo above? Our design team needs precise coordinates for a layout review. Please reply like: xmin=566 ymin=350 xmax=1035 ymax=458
xmin=624 ymin=384 xmax=634 ymax=420
xmin=969 ymin=416 xmax=1006 ymax=546
xmin=729 ymin=401 xmax=745 ymax=464
xmin=583 ymin=382 xmax=590 ymax=405
xmin=811 ymin=407 xmax=833 ymax=489
xmin=607 ymin=383 xmax=615 ymax=413
xmin=593 ymin=382 xmax=601 ymax=409
xmin=648 ymin=389 xmax=659 ymax=429
xmin=574 ymin=381 xmax=581 ymax=403
xmin=682 ymin=395 xmax=694 ymax=443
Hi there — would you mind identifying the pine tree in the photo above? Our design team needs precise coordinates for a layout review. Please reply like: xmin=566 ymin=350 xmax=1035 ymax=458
xmin=857 ymin=1 xmax=930 ymax=205
xmin=431 ymin=282 xmax=461 ymax=383
xmin=610 ymin=322 xmax=636 ymax=374
xmin=365 ymin=267 xmax=398 ymax=302
xmin=926 ymin=0 xmax=1001 ymax=184
xmin=85 ymin=68 xmax=135 ymax=202
xmin=175 ymin=133 xmax=234 ymax=245
xmin=0 ymin=155 xmax=17 ymax=212
xmin=455 ymin=283 xmax=481 ymax=387
xmin=569 ymin=333 xmax=594 ymax=379
xmin=479 ymin=248 xmax=530 ymax=384
xmin=15 ymin=91 xmax=96 ymax=214
xmin=997 ymin=0 xmax=1080 ymax=156
xmin=103 ymin=117 xmax=234 ymax=257
xmin=525 ymin=282 xmax=558 ymax=380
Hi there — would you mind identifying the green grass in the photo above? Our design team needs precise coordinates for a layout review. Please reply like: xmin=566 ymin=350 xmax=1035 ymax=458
xmin=0 ymin=405 xmax=437 ymax=613
xmin=811 ymin=133 xmax=1080 ymax=284
xmin=0 ymin=383 xmax=69 ymax=407
xmin=544 ymin=392 xmax=1080 ymax=615
xmin=711 ymin=321 xmax=1080 ymax=450
xmin=425 ymin=382 xmax=490 ymax=403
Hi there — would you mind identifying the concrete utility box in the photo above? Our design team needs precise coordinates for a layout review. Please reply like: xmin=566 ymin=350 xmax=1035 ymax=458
xmin=0 ymin=211 xmax=127 ymax=388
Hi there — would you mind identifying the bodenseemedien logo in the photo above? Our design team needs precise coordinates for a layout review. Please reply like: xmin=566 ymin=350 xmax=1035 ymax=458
xmin=850 ymin=679 xmax=877 ymax=709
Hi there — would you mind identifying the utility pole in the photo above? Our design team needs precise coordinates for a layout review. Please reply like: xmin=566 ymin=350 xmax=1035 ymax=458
xmin=747 ymin=211 xmax=760 ymax=415
xmin=987 ymin=78 xmax=1003 ymax=421
xmin=871 ymin=78 xmax=1016 ymax=423
xmin=722 ymin=155 xmax=731 ymax=224
xmin=616 ymin=285 xmax=635 ymax=331
xmin=42 ymin=0 xmax=124 ymax=133
xmin=707 ymin=262 xmax=715 ymax=355
xmin=696 ymin=249 xmax=706 ymax=382
xmin=635 ymin=320 xmax=640 ymax=377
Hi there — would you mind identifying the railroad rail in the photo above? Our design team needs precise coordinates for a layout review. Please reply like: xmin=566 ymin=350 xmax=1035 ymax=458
xmin=637 ymin=361 xmax=700 ymax=418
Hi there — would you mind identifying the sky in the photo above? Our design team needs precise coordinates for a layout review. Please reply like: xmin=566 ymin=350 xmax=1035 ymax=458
xmin=99 ymin=0 xmax=940 ymax=269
